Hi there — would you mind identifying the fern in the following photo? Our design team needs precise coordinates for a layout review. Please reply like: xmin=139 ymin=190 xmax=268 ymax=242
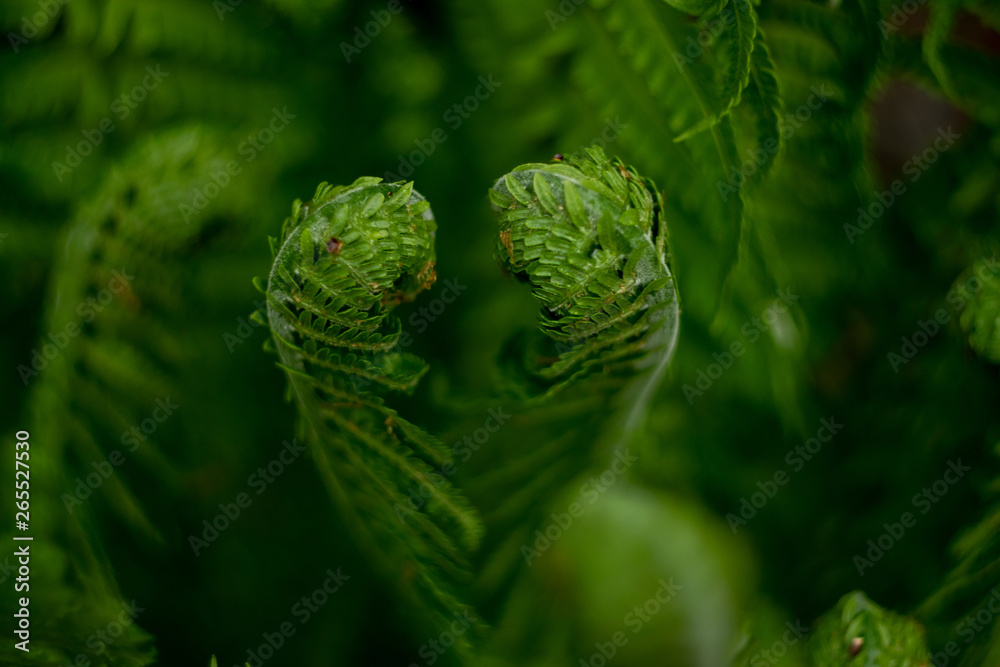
xmin=742 ymin=29 xmax=783 ymax=183
xmin=805 ymin=592 xmax=931 ymax=666
xmin=488 ymin=146 xmax=678 ymax=400
xmin=449 ymin=149 xmax=686 ymax=652
xmin=674 ymin=0 xmax=757 ymax=142
xmin=258 ymin=177 xmax=484 ymax=652
xmin=958 ymin=265 xmax=1000 ymax=364
xmin=0 ymin=126 xmax=256 ymax=665
xmin=7 ymin=0 xmax=1000 ymax=663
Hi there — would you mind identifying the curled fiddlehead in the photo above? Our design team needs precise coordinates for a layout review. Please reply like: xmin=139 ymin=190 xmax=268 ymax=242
xmin=956 ymin=257 xmax=1000 ymax=364
xmin=806 ymin=592 xmax=931 ymax=665
xmin=459 ymin=148 xmax=681 ymax=624
xmin=489 ymin=146 xmax=679 ymax=412
xmin=257 ymin=178 xmax=483 ymax=647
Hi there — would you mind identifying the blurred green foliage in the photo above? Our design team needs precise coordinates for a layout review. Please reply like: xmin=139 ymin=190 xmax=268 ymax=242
xmin=1 ymin=0 xmax=1000 ymax=665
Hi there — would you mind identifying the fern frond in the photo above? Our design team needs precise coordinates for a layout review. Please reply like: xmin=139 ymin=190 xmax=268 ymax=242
xmin=957 ymin=257 xmax=1000 ymax=364
xmin=742 ymin=29 xmax=783 ymax=183
xmin=465 ymin=148 xmax=680 ymax=616
xmin=580 ymin=0 xmax=747 ymax=311
xmin=805 ymin=592 xmax=931 ymax=665
xmin=490 ymin=146 xmax=679 ymax=395
xmin=0 ymin=126 xmax=253 ymax=666
xmin=260 ymin=178 xmax=484 ymax=653
xmin=674 ymin=0 xmax=757 ymax=141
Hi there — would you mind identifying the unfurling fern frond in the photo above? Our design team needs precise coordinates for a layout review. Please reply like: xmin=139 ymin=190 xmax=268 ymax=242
xmin=258 ymin=178 xmax=483 ymax=651
xmin=805 ymin=592 xmax=931 ymax=665
xmin=957 ymin=257 xmax=1000 ymax=364
xmin=462 ymin=148 xmax=680 ymax=616
xmin=489 ymin=146 xmax=679 ymax=403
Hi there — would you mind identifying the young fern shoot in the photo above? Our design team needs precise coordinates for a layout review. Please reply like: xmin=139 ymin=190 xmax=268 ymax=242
xmin=462 ymin=149 xmax=681 ymax=610
xmin=257 ymin=178 xmax=483 ymax=649
xmin=490 ymin=147 xmax=680 ymax=442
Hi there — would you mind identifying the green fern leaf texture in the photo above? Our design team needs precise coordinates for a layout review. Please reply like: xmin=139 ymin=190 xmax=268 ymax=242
xmin=956 ymin=257 xmax=1000 ymax=364
xmin=742 ymin=29 xmax=784 ymax=183
xmin=806 ymin=592 xmax=931 ymax=666
xmin=674 ymin=0 xmax=757 ymax=142
xmin=461 ymin=148 xmax=680 ymax=618
xmin=490 ymin=146 xmax=679 ymax=398
xmin=0 ymin=126 xmax=252 ymax=666
xmin=260 ymin=178 xmax=484 ymax=650
xmin=661 ymin=0 xmax=726 ymax=17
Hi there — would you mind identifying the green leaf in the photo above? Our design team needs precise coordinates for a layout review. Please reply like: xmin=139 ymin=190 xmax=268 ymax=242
xmin=806 ymin=592 xmax=931 ymax=666
xmin=490 ymin=147 xmax=679 ymax=392
xmin=674 ymin=0 xmax=757 ymax=141
xmin=742 ymin=29 xmax=783 ymax=182
xmin=263 ymin=178 xmax=483 ymax=656
xmin=957 ymin=257 xmax=1000 ymax=363
xmin=922 ymin=0 xmax=962 ymax=100
xmin=299 ymin=226 xmax=313 ymax=259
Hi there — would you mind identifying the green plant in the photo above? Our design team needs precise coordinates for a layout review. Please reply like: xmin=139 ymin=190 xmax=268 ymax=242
xmin=4 ymin=0 xmax=1000 ymax=665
